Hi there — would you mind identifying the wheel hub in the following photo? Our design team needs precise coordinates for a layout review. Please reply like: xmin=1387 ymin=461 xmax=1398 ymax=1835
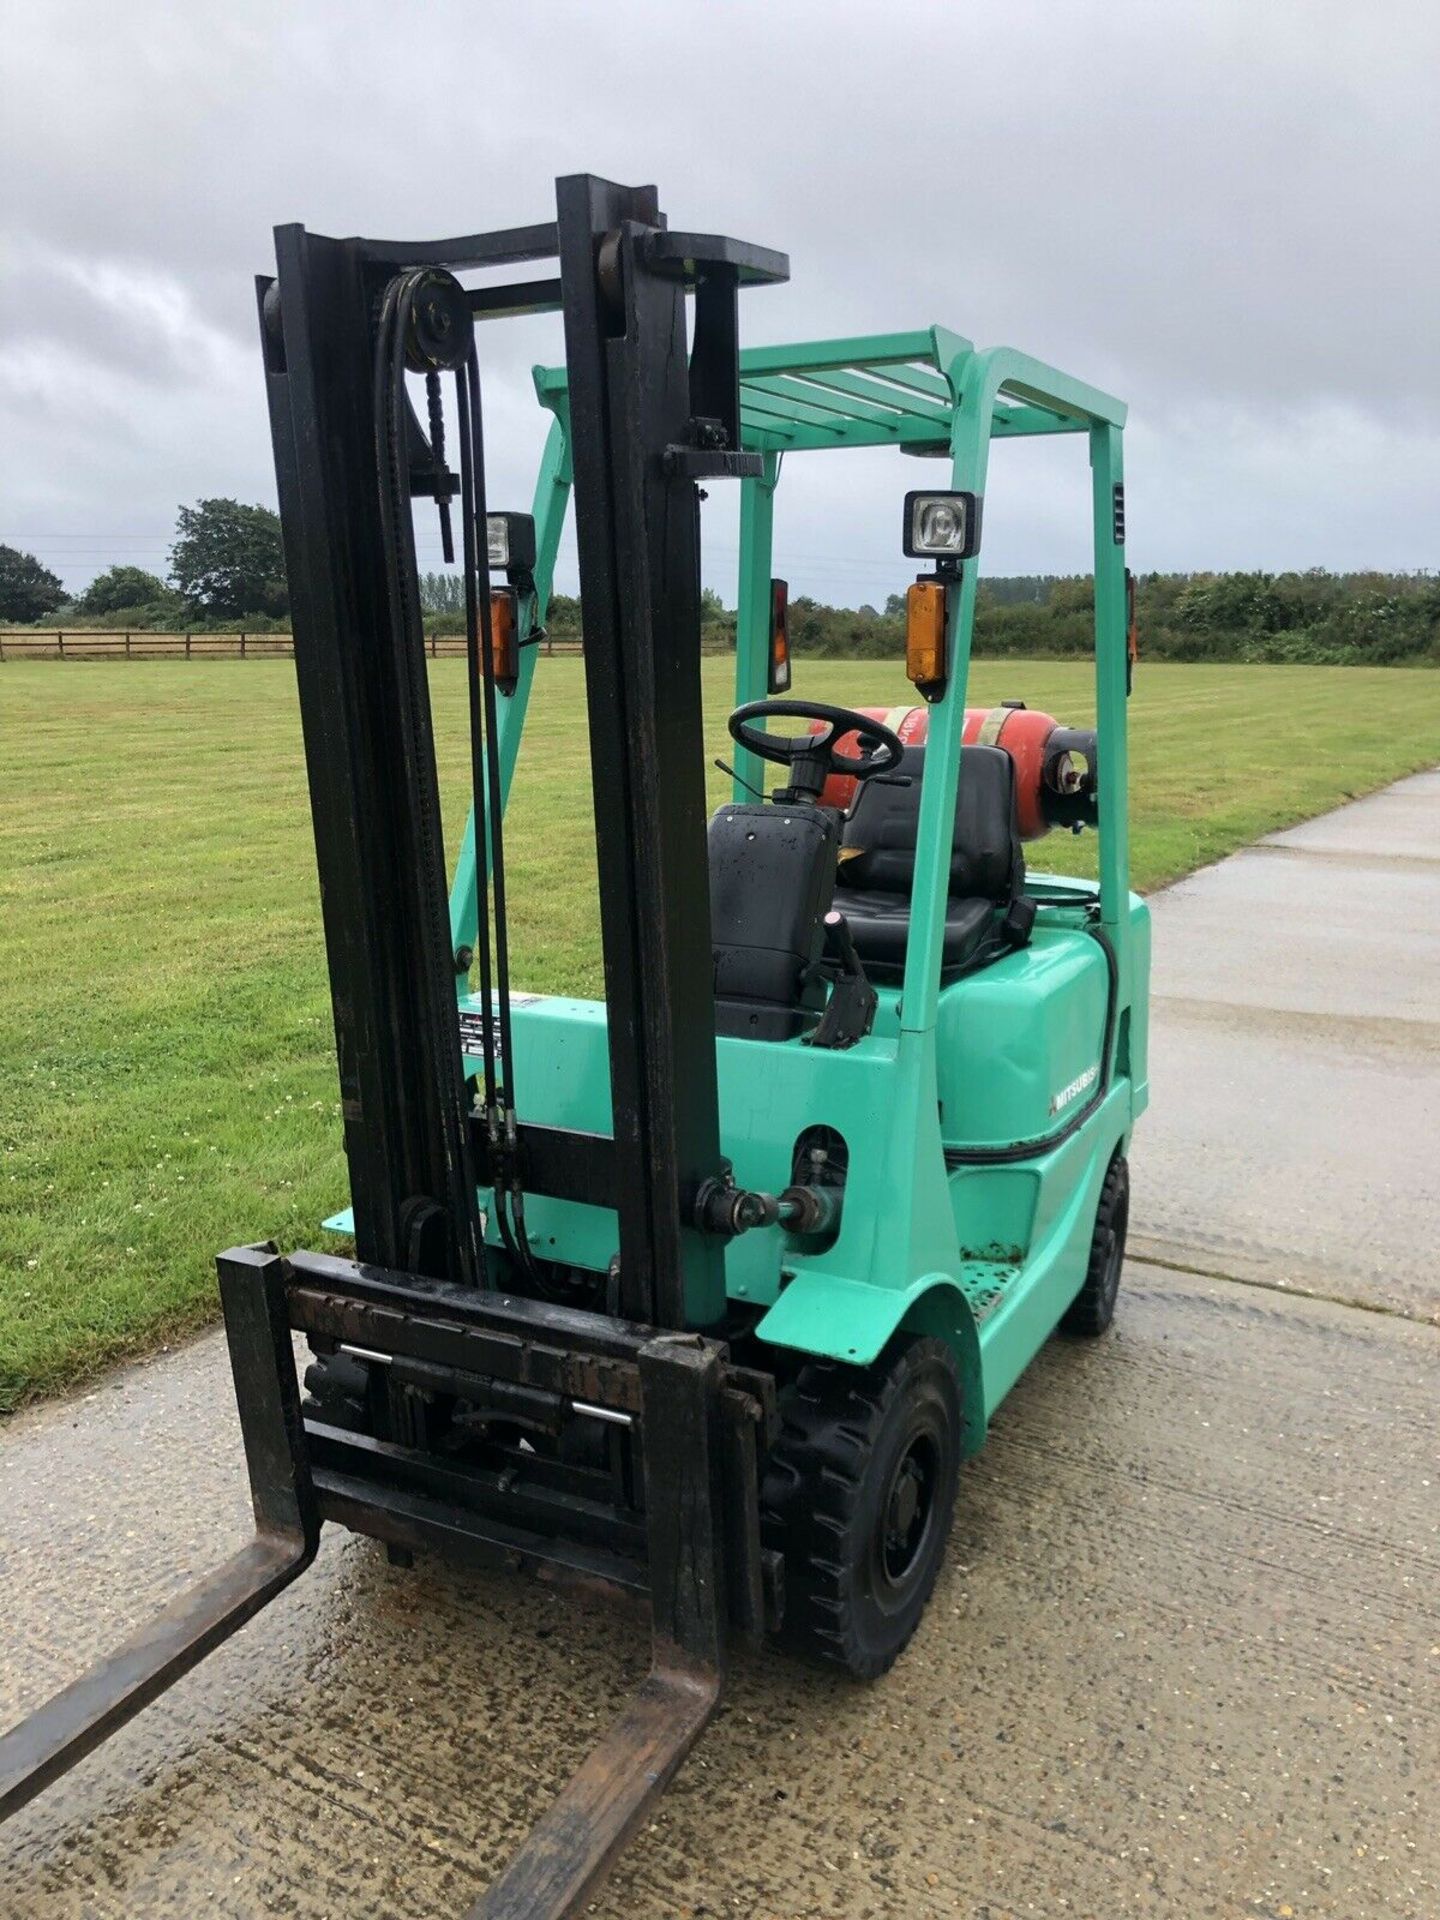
xmin=881 ymin=1439 xmax=935 ymax=1586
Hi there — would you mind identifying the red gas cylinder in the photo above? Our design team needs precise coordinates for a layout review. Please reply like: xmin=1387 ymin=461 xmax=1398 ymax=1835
xmin=816 ymin=703 xmax=1095 ymax=840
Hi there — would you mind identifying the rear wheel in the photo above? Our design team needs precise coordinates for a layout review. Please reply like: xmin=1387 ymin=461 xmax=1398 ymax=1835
xmin=1061 ymin=1151 xmax=1129 ymax=1337
xmin=761 ymin=1335 xmax=962 ymax=1679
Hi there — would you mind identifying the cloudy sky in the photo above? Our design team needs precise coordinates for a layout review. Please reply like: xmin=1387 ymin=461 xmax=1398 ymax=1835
xmin=3 ymin=0 xmax=1436 ymax=608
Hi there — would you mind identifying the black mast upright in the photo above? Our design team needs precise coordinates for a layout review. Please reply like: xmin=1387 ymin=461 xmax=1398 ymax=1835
xmin=258 ymin=231 xmax=486 ymax=1288
xmin=554 ymin=176 xmax=784 ymax=1329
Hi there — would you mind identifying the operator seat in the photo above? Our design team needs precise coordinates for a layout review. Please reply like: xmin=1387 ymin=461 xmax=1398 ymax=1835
xmin=834 ymin=744 xmax=1034 ymax=980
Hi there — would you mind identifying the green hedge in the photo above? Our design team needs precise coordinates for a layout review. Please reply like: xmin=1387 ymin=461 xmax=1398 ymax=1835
xmin=25 ymin=603 xmax=294 ymax=634
xmin=787 ymin=572 xmax=1440 ymax=666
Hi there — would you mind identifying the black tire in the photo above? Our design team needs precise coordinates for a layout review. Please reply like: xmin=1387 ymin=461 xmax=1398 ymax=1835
xmin=1061 ymin=1151 xmax=1129 ymax=1337
xmin=761 ymin=1335 xmax=963 ymax=1680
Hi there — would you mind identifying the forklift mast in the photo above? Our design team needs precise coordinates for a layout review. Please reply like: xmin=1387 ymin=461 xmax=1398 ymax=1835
xmin=259 ymin=177 xmax=785 ymax=1327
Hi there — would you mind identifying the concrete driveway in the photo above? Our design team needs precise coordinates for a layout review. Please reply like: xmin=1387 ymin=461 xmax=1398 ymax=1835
xmin=1134 ymin=768 xmax=1440 ymax=1322
xmin=2 ymin=772 xmax=1437 ymax=1919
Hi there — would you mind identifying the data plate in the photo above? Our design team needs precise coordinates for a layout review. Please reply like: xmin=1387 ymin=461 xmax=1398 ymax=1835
xmin=458 ymin=993 xmax=544 ymax=1058
xmin=458 ymin=1009 xmax=500 ymax=1059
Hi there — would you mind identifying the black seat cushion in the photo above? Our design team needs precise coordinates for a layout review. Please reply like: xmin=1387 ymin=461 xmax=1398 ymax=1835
xmin=832 ymin=890 xmax=998 ymax=974
xmin=834 ymin=744 xmax=1026 ymax=981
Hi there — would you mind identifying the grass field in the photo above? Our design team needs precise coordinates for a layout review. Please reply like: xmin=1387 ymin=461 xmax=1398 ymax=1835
xmin=4 ymin=656 xmax=1440 ymax=1412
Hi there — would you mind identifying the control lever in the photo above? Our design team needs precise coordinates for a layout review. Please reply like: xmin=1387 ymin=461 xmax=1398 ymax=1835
xmin=804 ymin=910 xmax=877 ymax=1050
xmin=825 ymin=908 xmax=863 ymax=974
xmin=713 ymin=757 xmax=766 ymax=801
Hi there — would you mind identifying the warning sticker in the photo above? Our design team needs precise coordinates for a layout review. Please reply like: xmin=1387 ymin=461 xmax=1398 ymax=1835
xmin=458 ymin=993 xmax=546 ymax=1059
xmin=458 ymin=1009 xmax=500 ymax=1059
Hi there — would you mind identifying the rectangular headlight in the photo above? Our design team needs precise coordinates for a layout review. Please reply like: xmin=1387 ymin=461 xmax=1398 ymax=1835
xmin=902 ymin=490 xmax=982 ymax=561
xmin=486 ymin=511 xmax=537 ymax=576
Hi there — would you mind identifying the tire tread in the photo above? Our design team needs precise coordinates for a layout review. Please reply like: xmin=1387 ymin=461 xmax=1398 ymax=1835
xmin=760 ymin=1335 xmax=961 ymax=1679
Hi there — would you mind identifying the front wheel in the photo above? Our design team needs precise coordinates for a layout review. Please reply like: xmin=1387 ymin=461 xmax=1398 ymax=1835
xmin=761 ymin=1335 xmax=963 ymax=1679
xmin=1061 ymin=1151 xmax=1129 ymax=1337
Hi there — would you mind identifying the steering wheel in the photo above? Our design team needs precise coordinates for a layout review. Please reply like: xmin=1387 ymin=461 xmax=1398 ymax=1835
xmin=729 ymin=698 xmax=905 ymax=802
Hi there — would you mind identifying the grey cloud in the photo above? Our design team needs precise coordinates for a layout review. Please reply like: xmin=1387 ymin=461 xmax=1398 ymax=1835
xmin=3 ymin=0 xmax=1436 ymax=597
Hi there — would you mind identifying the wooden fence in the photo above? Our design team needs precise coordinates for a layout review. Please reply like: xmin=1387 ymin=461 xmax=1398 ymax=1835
xmin=0 ymin=630 xmax=579 ymax=662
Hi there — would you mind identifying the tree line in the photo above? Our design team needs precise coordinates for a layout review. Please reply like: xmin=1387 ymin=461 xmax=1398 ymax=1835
xmin=4 ymin=512 xmax=1435 ymax=666
xmin=783 ymin=570 xmax=1440 ymax=668
xmin=987 ymin=571 xmax=1438 ymax=666
xmin=0 ymin=500 xmax=291 ymax=628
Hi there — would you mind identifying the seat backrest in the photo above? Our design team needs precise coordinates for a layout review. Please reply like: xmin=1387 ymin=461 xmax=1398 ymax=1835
xmin=708 ymin=802 xmax=840 ymax=1039
xmin=839 ymin=745 xmax=1022 ymax=901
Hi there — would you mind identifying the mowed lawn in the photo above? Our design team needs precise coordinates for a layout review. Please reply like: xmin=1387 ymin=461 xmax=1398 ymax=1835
xmin=4 ymin=656 xmax=1440 ymax=1411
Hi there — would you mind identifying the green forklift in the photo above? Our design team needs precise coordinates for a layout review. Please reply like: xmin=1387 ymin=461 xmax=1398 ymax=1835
xmin=0 ymin=175 xmax=1148 ymax=1916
